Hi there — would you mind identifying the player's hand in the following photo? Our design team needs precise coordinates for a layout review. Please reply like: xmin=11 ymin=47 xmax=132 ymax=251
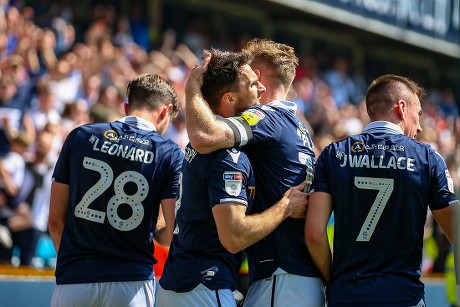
xmin=287 ymin=181 xmax=308 ymax=218
xmin=185 ymin=50 xmax=211 ymax=97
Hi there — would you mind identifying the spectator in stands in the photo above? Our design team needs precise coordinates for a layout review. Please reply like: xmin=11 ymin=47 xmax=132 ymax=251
xmin=0 ymin=133 xmax=30 ymax=254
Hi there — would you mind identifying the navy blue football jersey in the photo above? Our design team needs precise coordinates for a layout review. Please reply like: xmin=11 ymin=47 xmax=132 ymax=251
xmin=311 ymin=121 xmax=459 ymax=306
xmin=52 ymin=116 xmax=183 ymax=284
xmin=224 ymin=100 xmax=320 ymax=283
xmin=159 ymin=144 xmax=255 ymax=292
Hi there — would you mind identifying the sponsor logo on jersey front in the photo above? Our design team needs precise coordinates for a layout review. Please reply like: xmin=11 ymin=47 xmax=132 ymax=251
xmin=223 ymin=171 xmax=243 ymax=196
xmin=240 ymin=109 xmax=265 ymax=126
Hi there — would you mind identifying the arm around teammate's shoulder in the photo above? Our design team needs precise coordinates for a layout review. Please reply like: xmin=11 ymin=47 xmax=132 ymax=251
xmin=187 ymin=116 xmax=236 ymax=154
xmin=184 ymin=51 xmax=237 ymax=153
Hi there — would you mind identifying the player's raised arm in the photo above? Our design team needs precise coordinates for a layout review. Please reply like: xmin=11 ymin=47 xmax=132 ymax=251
xmin=185 ymin=51 xmax=239 ymax=154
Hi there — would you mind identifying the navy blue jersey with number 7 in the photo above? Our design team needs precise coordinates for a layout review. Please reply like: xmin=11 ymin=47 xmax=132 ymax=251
xmin=311 ymin=121 xmax=459 ymax=306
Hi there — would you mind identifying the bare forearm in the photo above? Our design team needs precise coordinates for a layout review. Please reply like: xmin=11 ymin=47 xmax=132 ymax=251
xmin=185 ymin=93 xmax=235 ymax=153
xmin=307 ymin=233 xmax=331 ymax=283
xmin=222 ymin=199 xmax=290 ymax=253
xmin=49 ymin=224 xmax=64 ymax=253
xmin=154 ymin=226 xmax=173 ymax=246
xmin=305 ymin=191 xmax=333 ymax=282
xmin=48 ymin=182 xmax=70 ymax=254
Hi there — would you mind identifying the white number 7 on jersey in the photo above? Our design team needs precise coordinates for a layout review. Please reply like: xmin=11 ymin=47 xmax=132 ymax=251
xmin=355 ymin=176 xmax=394 ymax=242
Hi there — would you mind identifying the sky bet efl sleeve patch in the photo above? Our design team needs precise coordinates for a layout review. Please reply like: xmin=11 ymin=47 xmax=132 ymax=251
xmin=241 ymin=109 xmax=265 ymax=126
xmin=223 ymin=171 xmax=243 ymax=196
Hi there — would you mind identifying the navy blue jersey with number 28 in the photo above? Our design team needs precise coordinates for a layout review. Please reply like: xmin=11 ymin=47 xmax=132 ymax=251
xmin=52 ymin=116 xmax=183 ymax=285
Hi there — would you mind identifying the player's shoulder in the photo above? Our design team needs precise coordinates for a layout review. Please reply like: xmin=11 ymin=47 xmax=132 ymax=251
xmin=73 ymin=121 xmax=113 ymax=133
xmin=396 ymin=135 xmax=436 ymax=155
xmin=211 ymin=147 xmax=250 ymax=165
xmin=267 ymin=100 xmax=298 ymax=112
xmin=65 ymin=121 xmax=102 ymax=138
xmin=246 ymin=100 xmax=298 ymax=114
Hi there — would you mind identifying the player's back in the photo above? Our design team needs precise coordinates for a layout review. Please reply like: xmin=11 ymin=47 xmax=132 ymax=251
xmin=52 ymin=117 xmax=183 ymax=284
xmin=240 ymin=100 xmax=320 ymax=282
xmin=313 ymin=122 xmax=455 ymax=305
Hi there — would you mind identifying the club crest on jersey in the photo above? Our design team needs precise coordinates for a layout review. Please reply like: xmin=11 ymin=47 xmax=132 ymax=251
xmin=351 ymin=141 xmax=365 ymax=153
xmin=241 ymin=109 xmax=264 ymax=126
xmin=103 ymin=130 xmax=118 ymax=141
xmin=223 ymin=171 xmax=243 ymax=196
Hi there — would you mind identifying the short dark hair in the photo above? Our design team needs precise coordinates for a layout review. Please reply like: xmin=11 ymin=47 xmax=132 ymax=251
xmin=366 ymin=74 xmax=426 ymax=119
xmin=201 ymin=49 xmax=253 ymax=111
xmin=126 ymin=74 xmax=179 ymax=117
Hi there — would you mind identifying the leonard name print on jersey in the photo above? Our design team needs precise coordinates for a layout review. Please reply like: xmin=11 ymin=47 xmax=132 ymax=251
xmin=224 ymin=172 xmax=243 ymax=196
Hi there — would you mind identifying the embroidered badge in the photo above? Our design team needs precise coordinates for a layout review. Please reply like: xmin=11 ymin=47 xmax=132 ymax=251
xmin=223 ymin=172 xmax=243 ymax=196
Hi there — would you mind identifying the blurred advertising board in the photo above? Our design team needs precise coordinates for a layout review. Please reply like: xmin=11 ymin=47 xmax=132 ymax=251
xmin=272 ymin=0 xmax=460 ymax=57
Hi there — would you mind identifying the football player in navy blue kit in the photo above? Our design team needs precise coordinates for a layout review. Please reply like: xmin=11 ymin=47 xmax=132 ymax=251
xmin=305 ymin=74 xmax=459 ymax=306
xmin=184 ymin=39 xmax=324 ymax=307
xmin=157 ymin=49 xmax=309 ymax=307
xmin=48 ymin=74 xmax=184 ymax=307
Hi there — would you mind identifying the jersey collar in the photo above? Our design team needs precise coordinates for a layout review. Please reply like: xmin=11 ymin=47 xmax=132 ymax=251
xmin=118 ymin=116 xmax=157 ymax=131
xmin=267 ymin=100 xmax=297 ymax=114
xmin=363 ymin=121 xmax=403 ymax=135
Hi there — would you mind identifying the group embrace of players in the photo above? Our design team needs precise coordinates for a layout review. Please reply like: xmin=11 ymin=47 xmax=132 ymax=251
xmin=48 ymin=38 xmax=459 ymax=307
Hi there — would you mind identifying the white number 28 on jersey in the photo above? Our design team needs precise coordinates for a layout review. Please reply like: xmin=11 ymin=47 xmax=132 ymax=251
xmin=74 ymin=157 xmax=149 ymax=231
xmin=355 ymin=176 xmax=394 ymax=242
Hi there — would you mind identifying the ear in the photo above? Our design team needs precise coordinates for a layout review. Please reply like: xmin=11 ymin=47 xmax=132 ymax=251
xmin=396 ymin=100 xmax=407 ymax=119
xmin=223 ymin=93 xmax=235 ymax=105
xmin=124 ymin=102 xmax=130 ymax=115
xmin=159 ymin=103 xmax=173 ymax=121
xmin=253 ymin=69 xmax=261 ymax=78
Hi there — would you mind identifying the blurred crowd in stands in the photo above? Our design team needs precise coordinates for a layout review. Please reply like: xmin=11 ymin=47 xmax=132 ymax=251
xmin=0 ymin=0 xmax=458 ymax=281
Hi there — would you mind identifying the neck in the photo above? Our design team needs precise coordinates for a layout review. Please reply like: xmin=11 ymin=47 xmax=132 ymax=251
xmin=262 ymin=88 xmax=288 ymax=104
xmin=127 ymin=110 xmax=159 ymax=128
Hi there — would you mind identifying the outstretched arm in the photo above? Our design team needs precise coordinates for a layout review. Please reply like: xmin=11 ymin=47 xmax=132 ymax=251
xmin=185 ymin=51 xmax=236 ymax=154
